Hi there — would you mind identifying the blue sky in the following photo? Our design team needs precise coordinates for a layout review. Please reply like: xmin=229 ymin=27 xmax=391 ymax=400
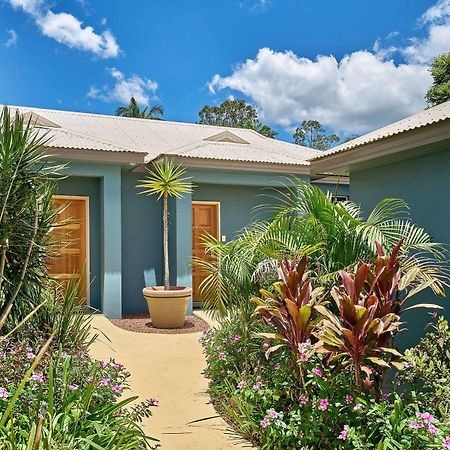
xmin=0 ymin=0 xmax=449 ymax=141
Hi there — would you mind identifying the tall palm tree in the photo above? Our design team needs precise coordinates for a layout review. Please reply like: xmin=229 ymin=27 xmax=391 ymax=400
xmin=137 ymin=159 xmax=193 ymax=289
xmin=115 ymin=97 xmax=164 ymax=120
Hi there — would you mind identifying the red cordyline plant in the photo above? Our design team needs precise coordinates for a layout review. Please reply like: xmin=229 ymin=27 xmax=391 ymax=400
xmin=315 ymin=240 xmax=443 ymax=391
xmin=252 ymin=255 xmax=324 ymax=363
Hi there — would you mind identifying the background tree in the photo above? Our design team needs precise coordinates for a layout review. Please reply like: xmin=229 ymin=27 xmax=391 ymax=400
xmin=293 ymin=120 xmax=340 ymax=150
xmin=426 ymin=53 xmax=450 ymax=106
xmin=198 ymin=99 xmax=277 ymax=138
xmin=116 ymin=96 xmax=164 ymax=119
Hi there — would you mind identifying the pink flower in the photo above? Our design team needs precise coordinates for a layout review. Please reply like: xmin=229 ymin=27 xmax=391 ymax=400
xmin=260 ymin=417 xmax=270 ymax=428
xmin=253 ymin=381 xmax=262 ymax=390
xmin=338 ymin=426 xmax=348 ymax=441
xmin=232 ymin=335 xmax=241 ymax=342
xmin=300 ymin=395 xmax=308 ymax=405
xmin=236 ymin=381 xmax=245 ymax=390
xmin=69 ymin=383 xmax=79 ymax=390
xmin=111 ymin=385 xmax=122 ymax=393
xmin=443 ymin=436 xmax=450 ymax=450
xmin=299 ymin=354 xmax=308 ymax=362
xmin=312 ymin=368 xmax=323 ymax=377
xmin=87 ymin=376 xmax=93 ymax=382
xmin=30 ymin=373 xmax=44 ymax=382
xmin=218 ymin=353 xmax=225 ymax=360
xmin=409 ymin=422 xmax=425 ymax=429
xmin=418 ymin=412 xmax=435 ymax=424
xmin=318 ymin=399 xmax=329 ymax=411
xmin=147 ymin=398 xmax=159 ymax=406
xmin=353 ymin=403 xmax=364 ymax=411
xmin=99 ymin=378 xmax=110 ymax=387
xmin=267 ymin=409 xmax=279 ymax=419
xmin=428 ymin=424 xmax=439 ymax=435
xmin=344 ymin=395 xmax=353 ymax=404
xmin=113 ymin=362 xmax=122 ymax=369
xmin=0 ymin=387 xmax=9 ymax=398
xmin=27 ymin=352 xmax=35 ymax=359
xmin=274 ymin=363 xmax=281 ymax=371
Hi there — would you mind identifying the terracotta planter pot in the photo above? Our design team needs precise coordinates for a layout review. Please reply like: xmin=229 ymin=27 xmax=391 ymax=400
xmin=142 ymin=286 xmax=191 ymax=328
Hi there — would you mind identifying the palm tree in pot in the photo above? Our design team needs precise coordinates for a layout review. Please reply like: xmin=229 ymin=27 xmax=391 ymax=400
xmin=137 ymin=159 xmax=193 ymax=328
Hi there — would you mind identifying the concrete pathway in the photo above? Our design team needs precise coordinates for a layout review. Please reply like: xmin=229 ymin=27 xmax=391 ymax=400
xmin=89 ymin=314 xmax=251 ymax=450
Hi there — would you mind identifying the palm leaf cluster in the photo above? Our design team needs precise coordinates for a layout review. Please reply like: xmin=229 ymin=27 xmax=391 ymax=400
xmin=116 ymin=96 xmax=164 ymax=120
xmin=194 ymin=180 xmax=449 ymax=315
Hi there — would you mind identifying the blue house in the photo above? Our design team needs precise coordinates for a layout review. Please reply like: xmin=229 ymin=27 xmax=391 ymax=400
xmin=13 ymin=106 xmax=348 ymax=319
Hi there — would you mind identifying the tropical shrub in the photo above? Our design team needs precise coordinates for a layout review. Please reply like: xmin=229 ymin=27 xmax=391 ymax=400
xmin=397 ymin=316 xmax=450 ymax=419
xmin=195 ymin=181 xmax=448 ymax=317
xmin=202 ymin=240 xmax=449 ymax=449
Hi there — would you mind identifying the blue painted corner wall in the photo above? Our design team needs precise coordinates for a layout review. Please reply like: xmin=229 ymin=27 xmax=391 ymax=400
xmin=350 ymin=147 xmax=450 ymax=348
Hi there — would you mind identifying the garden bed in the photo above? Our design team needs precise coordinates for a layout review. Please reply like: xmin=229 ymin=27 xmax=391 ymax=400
xmin=110 ymin=313 xmax=210 ymax=334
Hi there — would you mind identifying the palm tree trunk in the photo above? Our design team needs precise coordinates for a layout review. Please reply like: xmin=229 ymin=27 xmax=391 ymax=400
xmin=163 ymin=194 xmax=170 ymax=290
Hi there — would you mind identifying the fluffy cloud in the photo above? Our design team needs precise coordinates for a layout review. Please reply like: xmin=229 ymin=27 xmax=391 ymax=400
xmin=6 ymin=0 xmax=119 ymax=58
xmin=209 ymin=0 xmax=450 ymax=134
xmin=4 ymin=29 xmax=18 ymax=47
xmin=209 ymin=48 xmax=431 ymax=134
xmin=403 ymin=0 xmax=450 ymax=64
xmin=87 ymin=68 xmax=158 ymax=105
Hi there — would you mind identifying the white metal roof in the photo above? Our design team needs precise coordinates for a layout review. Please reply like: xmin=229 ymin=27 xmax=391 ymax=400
xmin=312 ymin=100 xmax=450 ymax=161
xmin=7 ymin=105 xmax=320 ymax=166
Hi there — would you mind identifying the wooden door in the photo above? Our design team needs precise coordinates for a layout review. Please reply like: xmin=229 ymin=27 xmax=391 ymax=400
xmin=192 ymin=202 xmax=219 ymax=302
xmin=48 ymin=196 xmax=89 ymax=303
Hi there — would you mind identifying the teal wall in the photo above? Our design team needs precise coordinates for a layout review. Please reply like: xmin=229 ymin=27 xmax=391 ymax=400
xmin=350 ymin=147 xmax=450 ymax=348
xmin=193 ymin=184 xmax=277 ymax=240
xmin=56 ymin=176 xmax=101 ymax=310
xmin=55 ymin=165 xmax=350 ymax=318
xmin=121 ymin=170 xmax=163 ymax=314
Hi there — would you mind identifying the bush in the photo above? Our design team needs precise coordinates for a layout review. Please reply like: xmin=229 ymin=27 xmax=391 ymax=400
xmin=202 ymin=248 xmax=450 ymax=449
xmin=397 ymin=316 xmax=450 ymax=419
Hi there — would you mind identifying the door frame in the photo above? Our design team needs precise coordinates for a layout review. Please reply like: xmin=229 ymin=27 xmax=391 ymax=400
xmin=191 ymin=201 xmax=221 ymax=307
xmin=52 ymin=195 xmax=90 ymax=306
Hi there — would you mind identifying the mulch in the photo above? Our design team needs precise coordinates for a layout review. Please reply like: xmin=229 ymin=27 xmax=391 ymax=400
xmin=109 ymin=312 xmax=210 ymax=335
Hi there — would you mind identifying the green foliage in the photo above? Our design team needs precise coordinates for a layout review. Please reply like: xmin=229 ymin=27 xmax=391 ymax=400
xmin=202 ymin=307 xmax=450 ymax=449
xmin=397 ymin=316 xmax=450 ymax=419
xmin=195 ymin=181 xmax=448 ymax=317
xmin=293 ymin=120 xmax=340 ymax=150
xmin=0 ymin=106 xmax=63 ymax=331
xmin=116 ymin=96 xmax=164 ymax=119
xmin=137 ymin=159 xmax=193 ymax=201
xmin=426 ymin=53 xmax=450 ymax=106
xmin=198 ymin=99 xmax=277 ymax=138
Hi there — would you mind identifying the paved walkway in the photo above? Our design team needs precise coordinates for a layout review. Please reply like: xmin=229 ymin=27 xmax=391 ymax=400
xmin=89 ymin=314 xmax=251 ymax=450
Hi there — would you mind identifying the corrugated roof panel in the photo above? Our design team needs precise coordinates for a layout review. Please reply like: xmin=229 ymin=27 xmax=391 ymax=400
xmin=312 ymin=100 xmax=450 ymax=161
xmin=6 ymin=105 xmax=320 ymax=165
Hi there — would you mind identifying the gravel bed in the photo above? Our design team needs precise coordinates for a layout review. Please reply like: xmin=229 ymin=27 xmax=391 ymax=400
xmin=110 ymin=312 xmax=210 ymax=334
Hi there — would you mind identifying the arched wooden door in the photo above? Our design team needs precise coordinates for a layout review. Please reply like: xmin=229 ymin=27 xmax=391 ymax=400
xmin=192 ymin=202 xmax=219 ymax=303
xmin=48 ymin=196 xmax=89 ymax=304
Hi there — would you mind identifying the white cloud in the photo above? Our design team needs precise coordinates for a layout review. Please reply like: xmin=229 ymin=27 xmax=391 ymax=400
xmin=402 ymin=0 xmax=450 ymax=64
xmin=4 ymin=29 xmax=18 ymax=47
xmin=6 ymin=0 xmax=119 ymax=58
xmin=87 ymin=68 xmax=158 ymax=105
xmin=209 ymin=0 xmax=450 ymax=134
xmin=209 ymin=48 xmax=431 ymax=134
